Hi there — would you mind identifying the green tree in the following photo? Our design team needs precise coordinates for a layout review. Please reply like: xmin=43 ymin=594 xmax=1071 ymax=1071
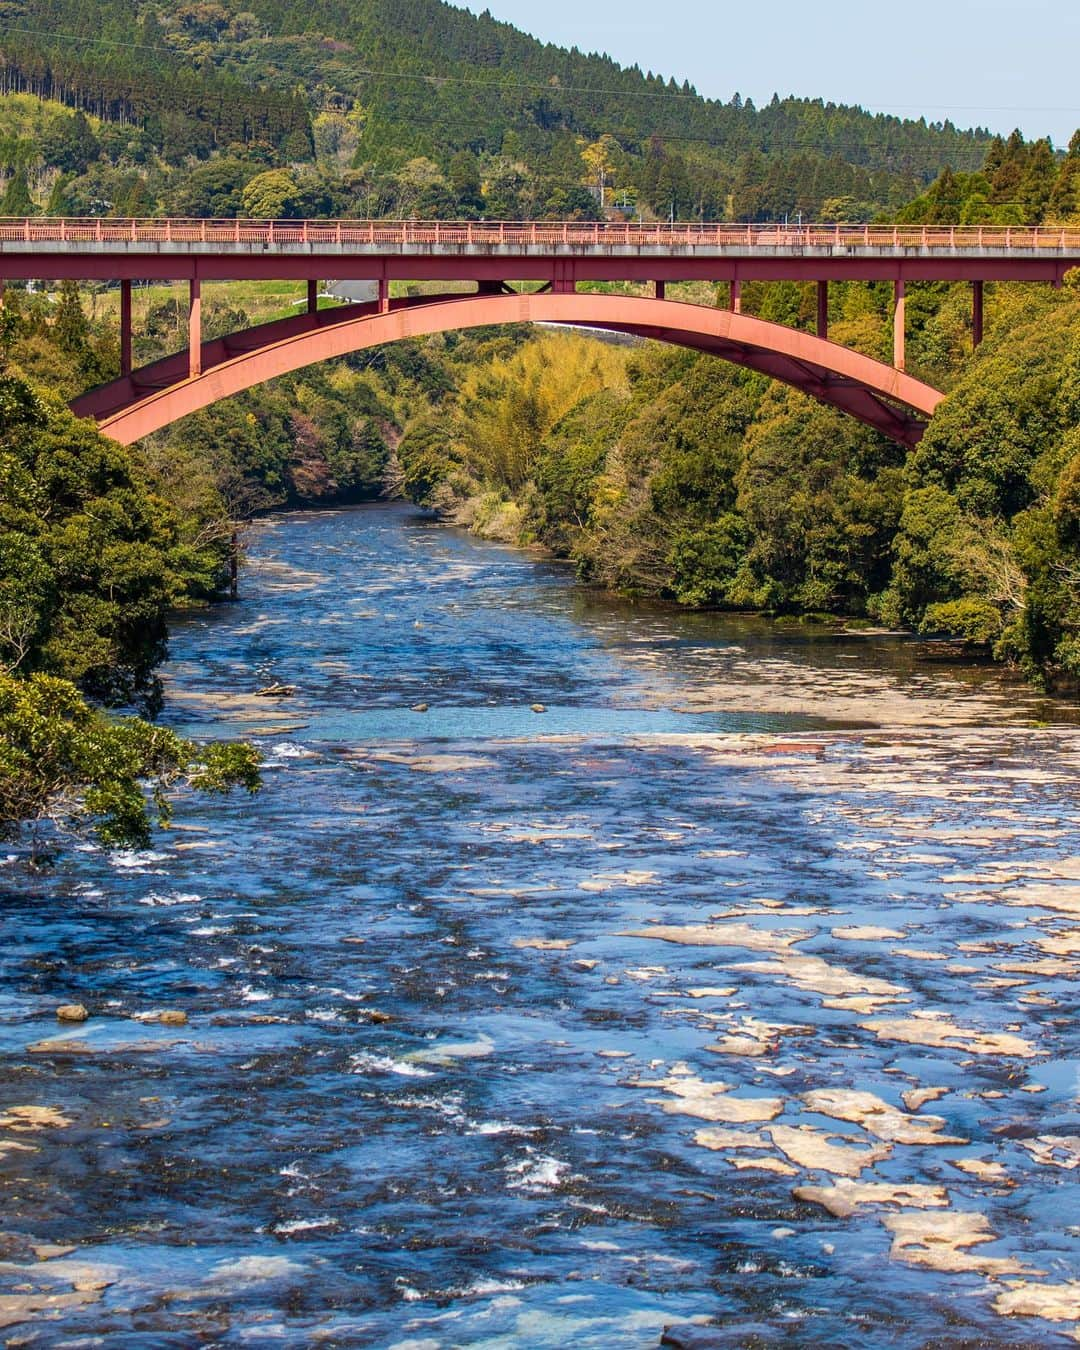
xmin=0 ymin=670 xmax=259 ymax=853
xmin=241 ymin=169 xmax=300 ymax=218
xmin=0 ymin=170 xmax=35 ymax=216
xmin=1049 ymin=131 xmax=1080 ymax=221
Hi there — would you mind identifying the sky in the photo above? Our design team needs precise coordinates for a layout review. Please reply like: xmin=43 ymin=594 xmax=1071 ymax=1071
xmin=461 ymin=0 xmax=1080 ymax=148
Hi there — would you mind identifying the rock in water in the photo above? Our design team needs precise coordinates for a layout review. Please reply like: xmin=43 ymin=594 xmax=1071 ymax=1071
xmin=158 ymin=1010 xmax=188 ymax=1026
xmin=411 ymin=703 xmax=429 ymax=712
xmin=531 ymin=703 xmax=546 ymax=713
xmin=255 ymin=683 xmax=297 ymax=698
xmin=56 ymin=1004 xmax=89 ymax=1023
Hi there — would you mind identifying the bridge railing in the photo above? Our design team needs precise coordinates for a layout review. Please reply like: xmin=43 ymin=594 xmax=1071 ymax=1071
xmin=0 ymin=218 xmax=1079 ymax=250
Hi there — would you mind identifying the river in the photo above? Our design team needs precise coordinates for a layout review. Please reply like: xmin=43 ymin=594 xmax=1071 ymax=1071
xmin=2 ymin=502 xmax=1079 ymax=1347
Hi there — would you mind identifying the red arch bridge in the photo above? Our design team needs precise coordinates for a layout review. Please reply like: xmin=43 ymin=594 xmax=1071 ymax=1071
xmin=1 ymin=218 xmax=1078 ymax=447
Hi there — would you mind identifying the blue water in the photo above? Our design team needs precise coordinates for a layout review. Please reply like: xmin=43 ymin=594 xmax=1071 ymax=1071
xmin=1 ymin=503 xmax=1078 ymax=1347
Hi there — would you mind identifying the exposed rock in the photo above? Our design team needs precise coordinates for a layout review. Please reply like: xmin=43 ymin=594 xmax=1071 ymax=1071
xmin=512 ymin=937 xmax=574 ymax=950
xmin=832 ymin=926 xmax=906 ymax=941
xmin=735 ymin=953 xmax=906 ymax=1002
xmin=581 ymin=870 xmax=658 ymax=891
xmin=901 ymin=1086 xmax=949 ymax=1111
xmin=768 ymin=1125 xmax=892 ymax=1177
xmin=410 ymin=702 xmax=429 ymax=712
xmin=706 ymin=1035 xmax=772 ymax=1058
xmin=950 ymin=1158 xmax=1011 ymax=1182
xmin=620 ymin=923 xmax=810 ymax=953
xmin=800 ymin=1089 xmax=967 ymax=1145
xmin=0 ymin=1289 xmax=103 ymax=1330
xmin=255 ymin=683 xmax=297 ymax=697
xmin=1016 ymin=1135 xmax=1080 ymax=1170
xmin=531 ymin=703 xmax=546 ymax=713
xmin=883 ymin=1210 xmax=1038 ymax=1276
xmin=404 ymin=754 xmax=491 ymax=773
xmin=0 ymin=1141 xmax=36 ymax=1160
xmin=26 ymin=1039 xmax=93 ymax=1056
xmin=633 ymin=1072 xmax=783 ymax=1124
xmin=727 ymin=1156 xmax=798 ymax=1176
xmin=692 ymin=1126 xmax=773 ymax=1152
xmin=55 ymin=1005 xmax=88 ymax=1024
xmin=157 ymin=1011 xmax=188 ymax=1026
xmin=705 ymin=1016 xmax=810 ymax=1058
xmin=993 ymin=1280 xmax=1080 ymax=1332
xmin=794 ymin=1180 xmax=948 ymax=1219
xmin=859 ymin=1014 xmax=1038 ymax=1058
xmin=0 ymin=1107 xmax=72 ymax=1131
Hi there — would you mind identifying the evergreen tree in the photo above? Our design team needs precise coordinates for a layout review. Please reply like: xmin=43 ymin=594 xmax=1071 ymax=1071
xmin=53 ymin=281 xmax=91 ymax=359
xmin=1021 ymin=138 xmax=1057 ymax=223
xmin=0 ymin=170 xmax=35 ymax=216
xmin=1049 ymin=131 xmax=1080 ymax=221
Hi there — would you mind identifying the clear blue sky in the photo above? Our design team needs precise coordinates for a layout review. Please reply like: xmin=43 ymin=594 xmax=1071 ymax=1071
xmin=462 ymin=0 xmax=1079 ymax=148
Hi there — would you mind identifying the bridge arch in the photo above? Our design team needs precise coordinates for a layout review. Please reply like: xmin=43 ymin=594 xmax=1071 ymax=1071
xmin=71 ymin=292 xmax=944 ymax=447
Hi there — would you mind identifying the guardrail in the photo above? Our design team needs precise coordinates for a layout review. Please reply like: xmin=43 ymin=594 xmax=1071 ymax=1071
xmin=0 ymin=219 xmax=1078 ymax=250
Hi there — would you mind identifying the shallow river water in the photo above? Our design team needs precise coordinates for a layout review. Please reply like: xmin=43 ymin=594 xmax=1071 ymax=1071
xmin=2 ymin=502 xmax=1080 ymax=1348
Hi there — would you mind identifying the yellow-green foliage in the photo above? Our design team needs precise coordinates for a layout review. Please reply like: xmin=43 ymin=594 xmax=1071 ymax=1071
xmin=0 ymin=93 xmax=102 ymax=142
xmin=456 ymin=333 xmax=628 ymax=491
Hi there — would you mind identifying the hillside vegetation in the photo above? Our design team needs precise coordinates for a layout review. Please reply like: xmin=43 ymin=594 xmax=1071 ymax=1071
xmin=0 ymin=0 xmax=996 ymax=222
xmin=0 ymin=332 xmax=259 ymax=851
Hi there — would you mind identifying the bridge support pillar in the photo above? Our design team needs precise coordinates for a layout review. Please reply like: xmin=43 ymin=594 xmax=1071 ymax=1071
xmin=188 ymin=278 xmax=201 ymax=379
xmin=729 ymin=279 xmax=742 ymax=313
xmin=893 ymin=280 xmax=906 ymax=372
xmin=654 ymin=280 xmax=665 ymax=300
xmin=377 ymin=278 xmax=390 ymax=313
xmin=120 ymin=279 xmax=132 ymax=377
xmin=817 ymin=280 xmax=828 ymax=339
xmin=307 ymin=280 xmax=319 ymax=315
xmin=972 ymin=280 xmax=984 ymax=349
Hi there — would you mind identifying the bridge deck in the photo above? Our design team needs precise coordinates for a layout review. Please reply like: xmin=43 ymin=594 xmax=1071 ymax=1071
xmin=1 ymin=219 xmax=1078 ymax=283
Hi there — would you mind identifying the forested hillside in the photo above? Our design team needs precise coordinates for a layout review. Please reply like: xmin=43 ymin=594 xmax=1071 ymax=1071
xmin=0 ymin=0 xmax=993 ymax=221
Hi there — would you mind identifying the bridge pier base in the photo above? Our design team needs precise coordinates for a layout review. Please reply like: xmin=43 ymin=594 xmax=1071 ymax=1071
xmin=893 ymin=280 xmax=906 ymax=372
xmin=307 ymin=280 xmax=318 ymax=315
xmin=188 ymin=278 xmax=201 ymax=379
xmin=972 ymin=280 xmax=984 ymax=349
xmin=729 ymin=279 xmax=742 ymax=313
xmin=817 ymin=280 xmax=828 ymax=339
xmin=377 ymin=278 xmax=389 ymax=313
xmin=120 ymin=279 xmax=132 ymax=376
xmin=655 ymin=280 xmax=665 ymax=300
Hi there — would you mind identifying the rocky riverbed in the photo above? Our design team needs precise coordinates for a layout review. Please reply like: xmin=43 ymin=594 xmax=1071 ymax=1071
xmin=1 ymin=503 xmax=1078 ymax=1346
